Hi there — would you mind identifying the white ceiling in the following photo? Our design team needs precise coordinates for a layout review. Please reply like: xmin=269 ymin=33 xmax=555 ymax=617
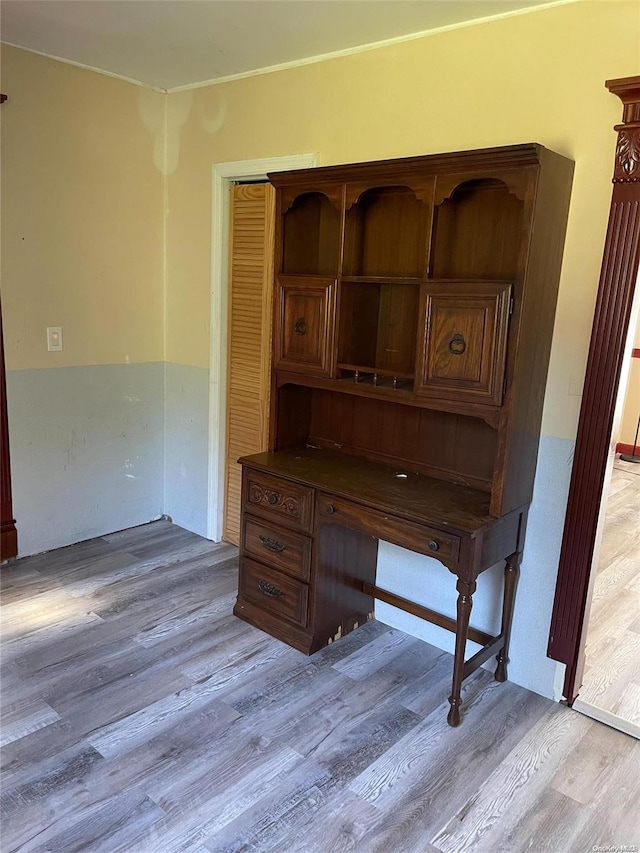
xmin=1 ymin=0 xmax=563 ymax=92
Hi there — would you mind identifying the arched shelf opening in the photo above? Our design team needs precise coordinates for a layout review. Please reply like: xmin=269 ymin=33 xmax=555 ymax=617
xmin=344 ymin=185 xmax=429 ymax=277
xmin=430 ymin=178 xmax=525 ymax=280
xmin=282 ymin=192 xmax=341 ymax=276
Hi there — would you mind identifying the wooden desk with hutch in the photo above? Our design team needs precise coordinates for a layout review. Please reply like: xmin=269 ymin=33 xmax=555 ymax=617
xmin=233 ymin=144 xmax=574 ymax=726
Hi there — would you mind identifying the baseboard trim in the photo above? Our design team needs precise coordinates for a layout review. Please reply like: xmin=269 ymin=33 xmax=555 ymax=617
xmin=572 ymin=697 xmax=640 ymax=740
xmin=616 ymin=442 xmax=639 ymax=456
xmin=0 ymin=521 xmax=18 ymax=561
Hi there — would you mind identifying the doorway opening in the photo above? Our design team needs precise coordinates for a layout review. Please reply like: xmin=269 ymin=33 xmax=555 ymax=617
xmin=572 ymin=303 xmax=640 ymax=739
xmin=548 ymin=76 xmax=640 ymax=734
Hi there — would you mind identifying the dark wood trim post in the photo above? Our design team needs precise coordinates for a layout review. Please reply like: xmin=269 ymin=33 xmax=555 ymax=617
xmin=0 ymin=304 xmax=18 ymax=560
xmin=547 ymin=76 xmax=640 ymax=702
xmin=0 ymin=91 xmax=17 ymax=561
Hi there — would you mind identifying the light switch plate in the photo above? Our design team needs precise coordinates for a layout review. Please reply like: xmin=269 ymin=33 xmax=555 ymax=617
xmin=47 ymin=327 xmax=63 ymax=351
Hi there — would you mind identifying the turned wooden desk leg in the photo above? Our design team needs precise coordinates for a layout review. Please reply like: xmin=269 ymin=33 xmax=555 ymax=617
xmin=495 ymin=551 xmax=521 ymax=683
xmin=447 ymin=578 xmax=477 ymax=727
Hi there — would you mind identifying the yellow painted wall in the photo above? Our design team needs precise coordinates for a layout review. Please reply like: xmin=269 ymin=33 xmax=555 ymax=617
xmin=165 ymin=0 xmax=639 ymax=441
xmin=2 ymin=2 xmax=637 ymax=427
xmin=1 ymin=45 xmax=166 ymax=370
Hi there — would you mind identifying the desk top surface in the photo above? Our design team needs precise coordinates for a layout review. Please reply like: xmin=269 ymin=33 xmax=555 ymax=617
xmin=240 ymin=447 xmax=500 ymax=535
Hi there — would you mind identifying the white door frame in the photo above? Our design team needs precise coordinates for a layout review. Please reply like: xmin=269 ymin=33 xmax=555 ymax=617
xmin=207 ymin=154 xmax=317 ymax=541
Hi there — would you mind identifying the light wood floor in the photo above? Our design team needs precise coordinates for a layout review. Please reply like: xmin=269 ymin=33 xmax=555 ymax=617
xmin=578 ymin=459 xmax=640 ymax=734
xmin=1 ymin=521 xmax=639 ymax=853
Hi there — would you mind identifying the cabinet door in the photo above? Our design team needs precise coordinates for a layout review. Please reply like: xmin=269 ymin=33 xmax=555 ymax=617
xmin=416 ymin=281 xmax=511 ymax=406
xmin=274 ymin=276 xmax=335 ymax=377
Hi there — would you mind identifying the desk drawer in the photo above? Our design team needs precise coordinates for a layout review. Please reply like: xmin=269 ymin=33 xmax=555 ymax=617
xmin=243 ymin=469 xmax=314 ymax=533
xmin=242 ymin=515 xmax=311 ymax=582
xmin=317 ymin=493 xmax=460 ymax=565
xmin=239 ymin=557 xmax=309 ymax=627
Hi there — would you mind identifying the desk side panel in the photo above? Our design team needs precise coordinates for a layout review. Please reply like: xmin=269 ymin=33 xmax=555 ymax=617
xmin=480 ymin=509 xmax=525 ymax=571
xmin=311 ymin=521 xmax=378 ymax=649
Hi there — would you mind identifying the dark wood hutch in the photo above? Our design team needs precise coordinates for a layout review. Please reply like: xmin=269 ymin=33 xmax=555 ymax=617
xmin=233 ymin=144 xmax=574 ymax=725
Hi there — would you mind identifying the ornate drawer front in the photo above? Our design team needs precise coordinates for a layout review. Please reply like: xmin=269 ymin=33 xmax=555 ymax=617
xmin=239 ymin=557 xmax=309 ymax=627
xmin=317 ymin=493 xmax=460 ymax=566
xmin=242 ymin=515 xmax=312 ymax=582
xmin=243 ymin=470 xmax=314 ymax=533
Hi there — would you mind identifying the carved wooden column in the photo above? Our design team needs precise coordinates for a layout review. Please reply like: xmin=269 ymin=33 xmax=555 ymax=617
xmin=548 ymin=77 xmax=640 ymax=702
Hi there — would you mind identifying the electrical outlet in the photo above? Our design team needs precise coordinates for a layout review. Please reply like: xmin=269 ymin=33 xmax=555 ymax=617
xmin=47 ymin=327 xmax=63 ymax=352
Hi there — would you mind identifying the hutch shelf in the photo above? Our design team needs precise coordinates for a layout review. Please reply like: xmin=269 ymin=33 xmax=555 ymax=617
xmin=234 ymin=144 xmax=574 ymax=726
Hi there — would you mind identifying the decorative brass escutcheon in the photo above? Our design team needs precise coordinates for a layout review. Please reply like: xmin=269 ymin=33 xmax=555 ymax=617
xmin=448 ymin=333 xmax=466 ymax=355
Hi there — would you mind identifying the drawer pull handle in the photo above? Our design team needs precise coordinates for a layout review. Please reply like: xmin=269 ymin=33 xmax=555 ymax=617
xmin=259 ymin=535 xmax=286 ymax=553
xmin=267 ymin=493 xmax=279 ymax=505
xmin=294 ymin=318 xmax=307 ymax=336
xmin=428 ymin=539 xmax=440 ymax=552
xmin=258 ymin=580 xmax=285 ymax=598
xmin=325 ymin=503 xmax=335 ymax=515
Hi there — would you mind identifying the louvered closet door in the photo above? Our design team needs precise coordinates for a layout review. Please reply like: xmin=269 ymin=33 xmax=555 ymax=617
xmin=223 ymin=183 xmax=276 ymax=545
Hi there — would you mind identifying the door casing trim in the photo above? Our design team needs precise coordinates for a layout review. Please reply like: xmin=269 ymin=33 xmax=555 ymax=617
xmin=207 ymin=154 xmax=317 ymax=540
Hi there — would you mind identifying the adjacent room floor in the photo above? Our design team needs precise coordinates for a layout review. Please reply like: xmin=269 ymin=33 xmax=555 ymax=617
xmin=576 ymin=457 xmax=640 ymax=737
xmin=1 ymin=521 xmax=639 ymax=852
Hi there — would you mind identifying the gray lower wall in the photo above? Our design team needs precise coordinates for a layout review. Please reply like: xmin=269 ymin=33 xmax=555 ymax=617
xmin=164 ymin=362 xmax=210 ymax=538
xmin=5 ymin=360 xmax=210 ymax=557
xmin=6 ymin=363 xmax=165 ymax=557
xmin=5 ymin=361 xmax=573 ymax=699
xmin=376 ymin=434 xmax=575 ymax=699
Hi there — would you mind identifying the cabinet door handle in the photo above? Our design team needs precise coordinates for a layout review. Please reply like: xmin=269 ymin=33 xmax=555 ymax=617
xmin=325 ymin=504 xmax=335 ymax=514
xmin=258 ymin=579 xmax=285 ymax=598
xmin=259 ymin=535 xmax=286 ymax=553
xmin=294 ymin=318 xmax=307 ymax=336
xmin=448 ymin=334 xmax=466 ymax=355
xmin=267 ymin=493 xmax=279 ymax=505
xmin=428 ymin=539 xmax=440 ymax=552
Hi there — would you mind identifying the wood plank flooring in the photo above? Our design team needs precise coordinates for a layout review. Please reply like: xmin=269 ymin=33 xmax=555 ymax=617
xmin=577 ymin=459 xmax=640 ymax=735
xmin=2 ymin=521 xmax=639 ymax=852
